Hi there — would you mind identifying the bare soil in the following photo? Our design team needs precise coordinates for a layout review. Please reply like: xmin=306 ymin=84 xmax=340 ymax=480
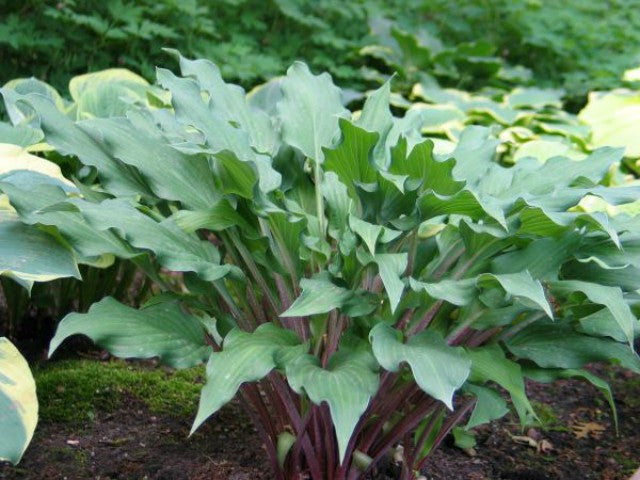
xmin=1 ymin=366 xmax=638 ymax=480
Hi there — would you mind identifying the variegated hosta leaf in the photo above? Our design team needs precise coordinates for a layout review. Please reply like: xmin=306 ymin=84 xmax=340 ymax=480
xmin=370 ymin=324 xmax=471 ymax=409
xmin=68 ymin=68 xmax=149 ymax=119
xmin=579 ymin=90 xmax=640 ymax=158
xmin=0 ymin=337 xmax=38 ymax=465
xmin=0 ymin=143 xmax=75 ymax=191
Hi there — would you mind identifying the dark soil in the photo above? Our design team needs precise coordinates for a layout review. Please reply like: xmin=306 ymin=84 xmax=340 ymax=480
xmin=1 ymin=366 xmax=638 ymax=480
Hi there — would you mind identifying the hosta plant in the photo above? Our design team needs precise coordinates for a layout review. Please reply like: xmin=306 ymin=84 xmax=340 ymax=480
xmin=4 ymin=56 xmax=640 ymax=479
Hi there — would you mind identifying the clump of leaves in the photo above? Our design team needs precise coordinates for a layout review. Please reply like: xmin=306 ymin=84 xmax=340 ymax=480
xmin=3 ymin=56 xmax=640 ymax=479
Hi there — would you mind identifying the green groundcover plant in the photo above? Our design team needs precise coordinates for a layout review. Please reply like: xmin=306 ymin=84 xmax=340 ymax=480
xmin=2 ymin=55 xmax=640 ymax=478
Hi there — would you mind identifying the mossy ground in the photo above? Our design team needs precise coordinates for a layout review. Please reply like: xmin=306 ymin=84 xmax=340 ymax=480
xmin=33 ymin=359 xmax=204 ymax=424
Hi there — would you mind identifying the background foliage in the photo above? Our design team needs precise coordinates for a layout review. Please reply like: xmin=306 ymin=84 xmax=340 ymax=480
xmin=3 ymin=0 xmax=640 ymax=105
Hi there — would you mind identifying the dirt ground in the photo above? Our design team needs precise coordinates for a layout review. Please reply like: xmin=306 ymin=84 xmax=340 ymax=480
xmin=1 ymin=364 xmax=638 ymax=480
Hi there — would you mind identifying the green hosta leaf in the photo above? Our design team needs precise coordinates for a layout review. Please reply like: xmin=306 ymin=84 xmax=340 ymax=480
xmin=49 ymin=297 xmax=210 ymax=369
xmin=1 ymin=183 xmax=136 ymax=262
xmin=464 ymin=384 xmax=509 ymax=430
xmin=193 ymin=324 xmax=305 ymax=432
xmin=172 ymin=200 xmax=253 ymax=233
xmin=287 ymin=351 xmax=379 ymax=462
xmin=389 ymin=139 xmax=462 ymax=195
xmin=370 ymin=324 xmax=471 ymax=409
xmin=156 ymin=68 xmax=281 ymax=193
xmin=0 ymin=123 xmax=43 ymax=149
xmin=578 ymin=308 xmax=640 ymax=344
xmin=171 ymin=52 xmax=278 ymax=156
xmin=477 ymin=272 xmax=552 ymax=318
xmin=356 ymin=78 xmax=393 ymax=141
xmin=419 ymin=189 xmax=506 ymax=228
xmin=0 ymin=209 xmax=80 ymax=291
xmin=0 ymin=338 xmax=38 ymax=465
xmin=65 ymin=198 xmax=236 ymax=282
xmin=374 ymin=253 xmax=408 ymax=313
xmin=278 ymin=62 xmax=348 ymax=163
xmin=507 ymin=322 xmax=640 ymax=373
xmin=324 ymin=119 xmax=378 ymax=199
xmin=410 ymin=277 xmax=476 ymax=306
xmin=550 ymin=281 xmax=635 ymax=347
xmin=492 ymin=233 xmax=581 ymax=280
xmin=467 ymin=345 xmax=536 ymax=425
xmin=281 ymin=276 xmax=352 ymax=317
xmin=349 ymin=215 xmax=382 ymax=254
xmin=78 ymin=115 xmax=219 ymax=210
xmin=15 ymin=93 xmax=153 ymax=197
xmin=411 ymin=271 xmax=551 ymax=316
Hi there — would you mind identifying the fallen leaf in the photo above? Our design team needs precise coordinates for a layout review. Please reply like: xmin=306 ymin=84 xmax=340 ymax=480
xmin=66 ymin=439 xmax=79 ymax=446
xmin=571 ymin=421 xmax=605 ymax=439
xmin=537 ymin=439 xmax=554 ymax=454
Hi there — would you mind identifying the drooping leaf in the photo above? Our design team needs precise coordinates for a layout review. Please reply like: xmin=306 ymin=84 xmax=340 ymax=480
xmin=464 ymin=384 xmax=509 ymax=430
xmin=550 ymin=280 xmax=636 ymax=347
xmin=467 ymin=345 xmax=536 ymax=425
xmin=0 ymin=209 xmax=80 ymax=291
xmin=50 ymin=297 xmax=211 ymax=369
xmin=507 ymin=322 xmax=640 ymax=373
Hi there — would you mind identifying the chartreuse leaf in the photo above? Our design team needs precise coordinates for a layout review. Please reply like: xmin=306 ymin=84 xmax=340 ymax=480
xmin=550 ymin=281 xmax=635 ymax=347
xmin=579 ymin=90 xmax=640 ymax=157
xmin=467 ymin=345 xmax=536 ymax=425
xmin=278 ymin=62 xmax=348 ymax=162
xmin=0 ymin=143 xmax=74 ymax=191
xmin=0 ymin=337 xmax=38 ymax=465
xmin=68 ymin=68 xmax=149 ymax=119
xmin=287 ymin=351 xmax=379 ymax=462
xmin=281 ymin=276 xmax=352 ymax=317
xmin=0 ymin=209 xmax=80 ymax=291
xmin=506 ymin=322 xmax=640 ymax=373
xmin=49 ymin=297 xmax=210 ymax=369
xmin=464 ymin=384 xmax=509 ymax=430
xmin=193 ymin=324 xmax=306 ymax=433
xmin=370 ymin=324 xmax=471 ymax=409
xmin=525 ymin=368 xmax=618 ymax=431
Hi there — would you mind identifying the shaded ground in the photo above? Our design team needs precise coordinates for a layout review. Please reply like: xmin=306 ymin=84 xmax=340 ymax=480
xmin=1 ymin=359 xmax=638 ymax=480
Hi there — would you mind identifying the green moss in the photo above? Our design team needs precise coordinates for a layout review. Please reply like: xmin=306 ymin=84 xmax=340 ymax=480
xmin=34 ymin=359 xmax=204 ymax=424
xmin=531 ymin=401 xmax=568 ymax=432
